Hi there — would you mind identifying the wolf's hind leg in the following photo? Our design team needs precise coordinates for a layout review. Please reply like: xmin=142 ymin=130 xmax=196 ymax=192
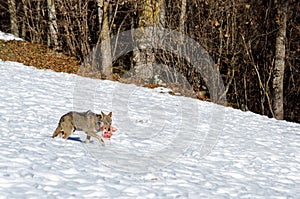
xmin=52 ymin=126 xmax=63 ymax=138
xmin=62 ymin=129 xmax=72 ymax=139
xmin=61 ymin=123 xmax=73 ymax=140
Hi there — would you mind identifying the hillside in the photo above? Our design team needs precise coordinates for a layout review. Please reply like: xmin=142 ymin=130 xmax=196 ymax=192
xmin=0 ymin=57 xmax=300 ymax=198
xmin=0 ymin=31 xmax=300 ymax=198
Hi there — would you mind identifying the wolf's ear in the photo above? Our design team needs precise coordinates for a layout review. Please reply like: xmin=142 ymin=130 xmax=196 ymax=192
xmin=101 ymin=111 xmax=105 ymax=117
xmin=108 ymin=112 xmax=112 ymax=117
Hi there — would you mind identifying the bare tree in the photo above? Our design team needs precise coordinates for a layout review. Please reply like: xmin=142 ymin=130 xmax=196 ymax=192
xmin=98 ymin=0 xmax=113 ymax=79
xmin=273 ymin=0 xmax=288 ymax=120
xmin=47 ymin=0 xmax=59 ymax=50
xmin=179 ymin=0 xmax=186 ymax=35
xmin=7 ymin=0 xmax=18 ymax=36
xmin=133 ymin=0 xmax=166 ymax=82
xmin=20 ymin=0 xmax=28 ymax=38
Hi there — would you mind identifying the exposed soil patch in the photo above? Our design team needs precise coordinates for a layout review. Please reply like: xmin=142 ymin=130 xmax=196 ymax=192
xmin=0 ymin=40 xmax=80 ymax=74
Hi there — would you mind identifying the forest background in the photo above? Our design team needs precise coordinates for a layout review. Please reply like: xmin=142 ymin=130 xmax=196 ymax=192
xmin=0 ymin=0 xmax=299 ymax=123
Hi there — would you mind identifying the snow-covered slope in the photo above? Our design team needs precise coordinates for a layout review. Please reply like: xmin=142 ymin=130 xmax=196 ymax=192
xmin=0 ymin=32 xmax=23 ymax=41
xmin=0 ymin=58 xmax=299 ymax=198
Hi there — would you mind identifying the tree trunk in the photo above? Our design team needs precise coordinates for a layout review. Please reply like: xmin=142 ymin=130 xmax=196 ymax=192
xmin=47 ymin=0 xmax=59 ymax=50
xmin=133 ymin=0 xmax=165 ymax=82
xmin=21 ymin=0 xmax=27 ymax=38
xmin=273 ymin=0 xmax=288 ymax=120
xmin=97 ymin=0 xmax=103 ymax=29
xmin=179 ymin=0 xmax=186 ymax=35
xmin=8 ymin=0 xmax=18 ymax=37
xmin=97 ymin=0 xmax=112 ymax=79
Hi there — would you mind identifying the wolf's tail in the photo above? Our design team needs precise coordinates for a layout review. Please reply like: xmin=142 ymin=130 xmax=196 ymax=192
xmin=52 ymin=125 xmax=62 ymax=138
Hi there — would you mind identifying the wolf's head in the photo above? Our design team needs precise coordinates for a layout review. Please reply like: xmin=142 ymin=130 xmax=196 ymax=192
xmin=98 ymin=111 xmax=112 ymax=131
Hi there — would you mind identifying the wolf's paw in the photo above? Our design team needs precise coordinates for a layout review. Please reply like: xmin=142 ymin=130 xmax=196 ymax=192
xmin=99 ymin=138 xmax=105 ymax=146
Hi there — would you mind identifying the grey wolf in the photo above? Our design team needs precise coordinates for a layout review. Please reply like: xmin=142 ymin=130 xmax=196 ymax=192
xmin=52 ymin=110 xmax=112 ymax=145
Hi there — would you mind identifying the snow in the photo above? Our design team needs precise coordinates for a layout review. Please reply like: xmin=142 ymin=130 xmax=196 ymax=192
xmin=0 ymin=32 xmax=300 ymax=198
xmin=0 ymin=32 xmax=23 ymax=41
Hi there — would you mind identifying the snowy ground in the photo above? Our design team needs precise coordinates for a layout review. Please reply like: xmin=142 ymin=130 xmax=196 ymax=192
xmin=0 ymin=33 xmax=300 ymax=198
xmin=0 ymin=32 xmax=23 ymax=41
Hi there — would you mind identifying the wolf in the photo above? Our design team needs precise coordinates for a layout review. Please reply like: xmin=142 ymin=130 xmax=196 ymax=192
xmin=52 ymin=110 xmax=112 ymax=145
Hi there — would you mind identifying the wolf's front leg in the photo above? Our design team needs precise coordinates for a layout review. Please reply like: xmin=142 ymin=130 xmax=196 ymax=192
xmin=86 ymin=132 xmax=105 ymax=146
xmin=86 ymin=135 xmax=91 ymax=143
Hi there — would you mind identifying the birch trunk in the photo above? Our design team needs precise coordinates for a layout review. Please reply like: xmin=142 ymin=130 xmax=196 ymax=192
xmin=179 ymin=0 xmax=186 ymax=36
xmin=47 ymin=0 xmax=59 ymax=50
xmin=97 ymin=0 xmax=112 ymax=79
xmin=273 ymin=0 xmax=288 ymax=120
